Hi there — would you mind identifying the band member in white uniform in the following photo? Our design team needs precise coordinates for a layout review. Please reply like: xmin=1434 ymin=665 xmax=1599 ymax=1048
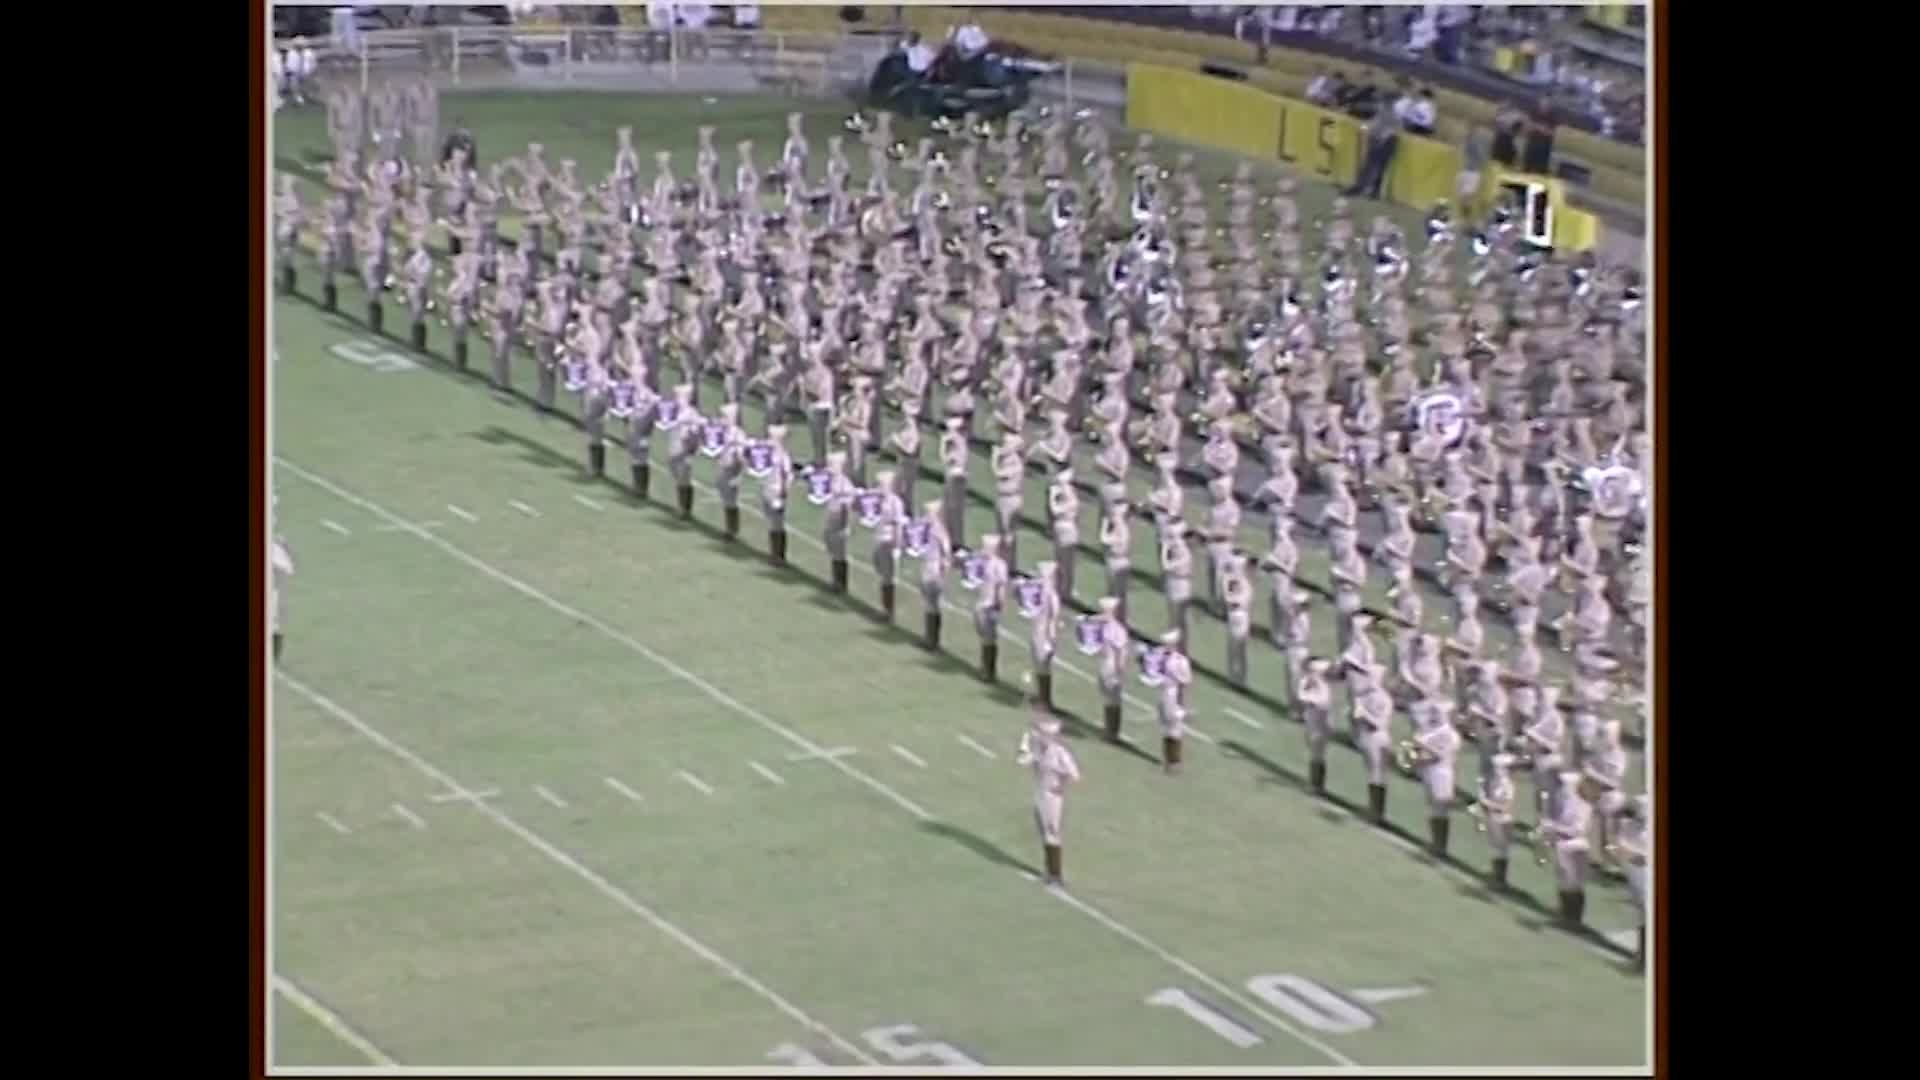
xmin=1262 ymin=516 xmax=1300 ymax=649
xmin=1409 ymin=695 xmax=1463 ymax=856
xmin=1296 ymin=657 xmax=1334 ymax=795
xmin=973 ymin=533 xmax=1010 ymax=681
xmin=271 ymin=533 xmax=295 ymax=663
xmin=1613 ymin=793 xmax=1650 ymax=969
xmin=667 ymin=383 xmax=705 ymax=520
xmin=1542 ymin=770 xmax=1594 ymax=926
xmin=1026 ymin=561 xmax=1062 ymax=709
xmin=822 ymin=450 xmax=857 ymax=593
xmin=920 ymin=498 xmax=952 ymax=650
xmin=1221 ymin=551 xmax=1254 ymax=686
xmin=1047 ymin=467 xmax=1080 ymax=606
xmin=1160 ymin=519 xmax=1196 ymax=648
xmin=713 ymin=401 xmax=746 ymax=538
xmin=1088 ymin=595 xmax=1129 ymax=741
xmin=1156 ymin=628 xmax=1194 ymax=775
xmin=869 ymin=468 xmax=907 ymax=620
xmin=1100 ymin=500 xmax=1133 ymax=626
xmin=991 ymin=432 xmax=1027 ymax=572
xmin=1475 ymin=752 xmax=1520 ymax=888
xmin=1350 ymin=662 xmax=1395 ymax=824
xmin=761 ymin=423 xmax=794 ymax=565
xmin=1017 ymin=693 xmax=1081 ymax=887
xmin=1522 ymin=685 xmax=1567 ymax=824
xmin=940 ymin=416 xmax=970 ymax=546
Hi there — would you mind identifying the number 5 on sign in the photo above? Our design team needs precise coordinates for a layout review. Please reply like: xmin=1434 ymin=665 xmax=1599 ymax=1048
xmin=329 ymin=338 xmax=418 ymax=374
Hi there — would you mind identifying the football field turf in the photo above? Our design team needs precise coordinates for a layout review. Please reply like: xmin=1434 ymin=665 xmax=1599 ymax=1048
xmin=269 ymin=92 xmax=1648 ymax=1071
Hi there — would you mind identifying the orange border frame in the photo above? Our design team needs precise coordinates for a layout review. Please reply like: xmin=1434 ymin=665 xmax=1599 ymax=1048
xmin=246 ymin=3 xmax=1669 ymax=1074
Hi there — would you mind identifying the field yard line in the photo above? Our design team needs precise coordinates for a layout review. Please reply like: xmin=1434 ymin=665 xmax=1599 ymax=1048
xmin=272 ymin=973 xmax=397 ymax=1067
xmin=749 ymin=761 xmax=787 ymax=786
xmin=603 ymin=776 xmax=644 ymax=802
xmin=445 ymin=503 xmax=479 ymax=523
xmin=320 ymin=519 xmax=352 ymax=536
xmin=277 ymin=459 xmax=1360 ymax=1067
xmin=276 ymin=673 xmax=880 ymax=1067
xmin=572 ymin=493 xmax=606 ymax=512
xmin=277 ymin=457 xmax=935 ymax=823
xmin=391 ymin=803 xmax=427 ymax=830
xmin=1226 ymin=706 xmax=1266 ymax=729
xmin=676 ymin=770 xmax=715 ymax=796
xmin=315 ymin=812 xmax=352 ymax=835
xmin=533 ymin=784 xmax=569 ymax=809
xmin=508 ymin=499 xmax=542 ymax=518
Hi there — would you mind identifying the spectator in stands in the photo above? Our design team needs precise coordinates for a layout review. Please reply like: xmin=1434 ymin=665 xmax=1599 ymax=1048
xmin=1490 ymin=102 xmax=1525 ymax=167
xmin=1348 ymin=100 xmax=1399 ymax=200
xmin=904 ymin=31 xmax=937 ymax=78
xmin=953 ymin=18 xmax=990 ymax=59
xmin=732 ymin=4 xmax=761 ymax=29
xmin=1306 ymin=67 xmax=1338 ymax=107
xmin=1403 ymin=87 xmax=1437 ymax=137
xmin=646 ymin=1 xmax=674 ymax=62
xmin=1521 ymin=102 xmax=1556 ymax=174
xmin=270 ymin=46 xmax=284 ymax=112
xmin=679 ymin=2 xmax=713 ymax=60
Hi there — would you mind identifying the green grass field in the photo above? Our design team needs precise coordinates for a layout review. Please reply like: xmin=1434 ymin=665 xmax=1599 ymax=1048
xmin=270 ymin=91 xmax=1648 ymax=1071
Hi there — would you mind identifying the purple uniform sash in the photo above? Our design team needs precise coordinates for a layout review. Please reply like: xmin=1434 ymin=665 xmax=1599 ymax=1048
xmin=1074 ymin=615 xmax=1105 ymax=655
xmin=1137 ymin=645 xmax=1169 ymax=687
xmin=744 ymin=440 xmax=776 ymax=478
xmin=902 ymin=518 xmax=932 ymax=558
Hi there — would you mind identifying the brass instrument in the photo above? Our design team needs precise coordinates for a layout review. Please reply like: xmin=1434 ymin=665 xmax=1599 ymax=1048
xmin=1526 ymin=824 xmax=1559 ymax=868
xmin=1393 ymin=737 xmax=1436 ymax=774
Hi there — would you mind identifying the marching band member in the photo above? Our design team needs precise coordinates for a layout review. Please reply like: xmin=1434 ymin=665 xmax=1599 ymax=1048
xmin=1159 ymin=519 xmax=1195 ymax=649
xmin=920 ymin=498 xmax=952 ymax=650
xmin=822 ymin=450 xmax=857 ymax=593
xmin=1100 ymin=500 xmax=1133 ymax=627
xmin=1542 ymin=770 xmax=1594 ymax=927
xmin=888 ymin=399 xmax=924 ymax=512
xmin=1262 ymin=516 xmax=1300 ymax=648
xmin=1087 ymin=595 xmax=1130 ymax=741
xmin=580 ymin=344 xmax=611 ymax=480
xmin=1155 ymin=629 xmax=1194 ymax=775
xmin=1475 ymin=751 xmax=1520 ymax=888
xmin=1583 ymin=718 xmax=1630 ymax=850
xmin=760 ymin=423 xmax=794 ymax=565
xmin=803 ymin=354 xmax=836 ymax=467
xmin=1092 ymin=415 xmax=1132 ymax=520
xmin=668 ymin=383 xmax=705 ymax=520
xmin=940 ymin=416 xmax=970 ymax=548
xmin=1046 ymin=467 xmax=1080 ymax=607
xmin=1017 ymin=691 xmax=1081 ymax=888
xmin=1350 ymin=662 xmax=1395 ymax=825
xmin=1147 ymin=452 xmax=1183 ymax=532
xmin=532 ymin=278 xmax=570 ymax=406
xmin=1201 ymin=475 xmax=1241 ymax=616
xmin=869 ymin=468 xmax=908 ymax=620
xmin=1026 ymin=561 xmax=1062 ymax=709
xmin=1221 ymin=551 xmax=1254 ymax=687
xmin=991 ymin=431 xmax=1027 ymax=572
xmin=1408 ymin=695 xmax=1463 ymax=856
xmin=1613 ymin=794 xmax=1651 ymax=969
xmin=841 ymin=376 xmax=877 ymax=487
xmin=1328 ymin=529 xmax=1368 ymax=658
xmin=973 ymin=533 xmax=1011 ymax=681
xmin=1522 ymin=685 xmax=1567 ymax=823
xmin=270 ymin=532 xmax=295 ymax=663
xmin=402 ymin=241 xmax=434 ymax=351
xmin=1296 ymin=657 xmax=1335 ymax=795
xmin=713 ymin=402 xmax=746 ymax=539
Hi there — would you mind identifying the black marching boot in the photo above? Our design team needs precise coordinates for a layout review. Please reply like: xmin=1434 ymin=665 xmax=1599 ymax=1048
xmin=272 ymin=633 xmax=284 ymax=663
xmin=924 ymin=611 xmax=942 ymax=651
xmin=831 ymin=559 xmax=849 ymax=592
xmin=410 ymin=320 xmax=427 ymax=351
xmin=677 ymin=484 xmax=694 ymax=519
xmin=880 ymin=583 xmax=896 ymax=620
xmin=588 ymin=443 xmax=606 ymax=478
xmin=1367 ymin=783 xmax=1388 ymax=825
xmin=1036 ymin=673 xmax=1053 ymax=711
xmin=1430 ymin=817 xmax=1450 ymax=857
xmin=1308 ymin=759 xmax=1327 ymax=795
xmin=279 ymin=264 xmax=296 ymax=294
xmin=724 ymin=506 xmax=740 ymax=539
xmin=632 ymin=463 xmax=650 ymax=499
xmin=770 ymin=530 xmax=787 ymax=566
xmin=367 ymin=300 xmax=383 ymax=334
xmin=453 ymin=338 xmax=468 ymax=370
xmin=1103 ymin=704 xmax=1122 ymax=742
xmin=322 ymin=280 xmax=338 ymax=312
xmin=981 ymin=643 xmax=998 ymax=682
xmin=1490 ymin=857 xmax=1510 ymax=889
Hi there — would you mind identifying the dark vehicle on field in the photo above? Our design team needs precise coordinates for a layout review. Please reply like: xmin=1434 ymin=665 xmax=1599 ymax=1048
xmin=866 ymin=38 xmax=1061 ymax=121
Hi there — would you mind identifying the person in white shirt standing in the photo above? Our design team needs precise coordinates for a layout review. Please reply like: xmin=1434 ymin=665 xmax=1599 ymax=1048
xmin=903 ymin=31 xmax=936 ymax=77
xmin=269 ymin=47 xmax=284 ymax=113
xmin=271 ymin=532 xmax=295 ymax=663
xmin=294 ymin=40 xmax=318 ymax=106
xmin=1016 ymin=688 xmax=1081 ymax=887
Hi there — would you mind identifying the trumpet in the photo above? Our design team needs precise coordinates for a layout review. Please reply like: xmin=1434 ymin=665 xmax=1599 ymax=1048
xmin=1393 ymin=738 xmax=1436 ymax=773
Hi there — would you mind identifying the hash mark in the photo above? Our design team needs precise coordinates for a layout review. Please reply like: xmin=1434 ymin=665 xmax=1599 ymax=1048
xmin=785 ymin=746 xmax=859 ymax=762
xmin=445 ymin=503 xmax=479 ymax=523
xmin=749 ymin=761 xmax=786 ymax=786
xmin=604 ymin=776 xmax=643 ymax=802
xmin=677 ymin=770 xmax=714 ymax=796
xmin=391 ymin=803 xmax=427 ymax=830
xmin=316 ymin=811 xmax=351 ymax=835
xmin=1187 ymin=727 xmax=1218 ymax=744
xmin=428 ymin=787 xmax=500 ymax=803
xmin=572 ymin=494 xmax=606 ymax=512
xmin=1226 ymin=707 xmax=1265 ymax=729
xmin=956 ymin=734 xmax=997 ymax=760
xmin=890 ymin=744 xmax=928 ymax=769
xmin=509 ymin=499 xmax=541 ymax=518
xmin=532 ymin=784 xmax=569 ymax=809
xmin=321 ymin=519 xmax=352 ymax=536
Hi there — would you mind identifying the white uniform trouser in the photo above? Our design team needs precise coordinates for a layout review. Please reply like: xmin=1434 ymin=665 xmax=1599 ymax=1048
xmin=1034 ymin=790 xmax=1065 ymax=845
xmin=1157 ymin=692 xmax=1186 ymax=737
xmin=974 ymin=603 xmax=1001 ymax=642
xmin=1422 ymin=763 xmax=1454 ymax=816
xmin=1554 ymin=843 xmax=1590 ymax=891
xmin=1301 ymin=707 xmax=1330 ymax=762
xmin=1357 ymin=728 xmax=1389 ymax=784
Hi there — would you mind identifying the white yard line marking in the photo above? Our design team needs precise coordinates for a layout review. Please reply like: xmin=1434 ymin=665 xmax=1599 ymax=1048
xmin=1226 ymin=706 xmax=1266 ymax=730
xmin=956 ymin=734 xmax=998 ymax=760
xmin=572 ymin=493 xmax=607 ymax=512
xmin=508 ymin=499 xmax=542 ymax=518
xmin=677 ymin=770 xmax=715 ymax=797
xmin=428 ymin=787 xmax=499 ymax=803
xmin=890 ymin=744 xmax=928 ymax=769
xmin=279 ymin=458 xmax=932 ymax=823
xmin=784 ymin=746 xmax=859 ymax=762
xmin=320 ymin=519 xmax=352 ymax=536
xmin=749 ymin=761 xmax=787 ymax=786
xmin=315 ymin=812 xmax=352 ymax=835
xmin=390 ymin=803 xmax=427 ymax=830
xmin=272 ymin=974 xmax=397 ymax=1067
xmin=532 ymin=784 xmax=569 ymax=809
xmin=278 ymin=460 xmax=1354 ymax=1067
xmin=603 ymin=776 xmax=644 ymax=802
xmin=1351 ymin=985 xmax=1428 ymax=1006
xmin=445 ymin=503 xmax=479 ymax=523
xmin=375 ymin=519 xmax=444 ymax=532
xmin=1186 ymin=726 xmax=1218 ymax=744
xmin=276 ymin=674 xmax=879 ymax=1066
